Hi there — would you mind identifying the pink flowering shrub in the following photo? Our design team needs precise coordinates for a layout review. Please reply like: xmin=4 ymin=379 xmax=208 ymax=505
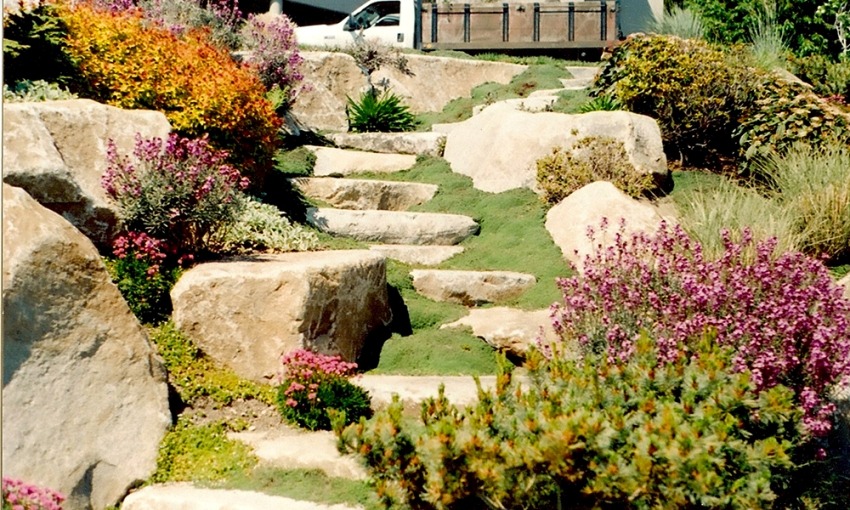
xmin=105 ymin=231 xmax=181 ymax=324
xmin=277 ymin=349 xmax=372 ymax=431
xmin=102 ymin=132 xmax=249 ymax=259
xmin=2 ymin=478 xmax=64 ymax=510
xmin=550 ymin=219 xmax=850 ymax=438
xmin=240 ymin=13 xmax=304 ymax=110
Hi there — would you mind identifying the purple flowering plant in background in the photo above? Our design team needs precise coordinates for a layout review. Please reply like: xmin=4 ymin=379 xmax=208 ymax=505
xmin=103 ymin=132 xmax=249 ymax=260
xmin=549 ymin=219 xmax=850 ymax=438
xmin=2 ymin=478 xmax=64 ymax=510
xmin=240 ymin=12 xmax=305 ymax=109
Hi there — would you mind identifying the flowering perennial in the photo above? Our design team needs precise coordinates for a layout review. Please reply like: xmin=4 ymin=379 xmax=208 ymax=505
xmin=550 ymin=219 xmax=850 ymax=437
xmin=279 ymin=349 xmax=358 ymax=408
xmin=240 ymin=13 xmax=304 ymax=108
xmin=2 ymin=478 xmax=64 ymax=510
xmin=103 ymin=132 xmax=248 ymax=258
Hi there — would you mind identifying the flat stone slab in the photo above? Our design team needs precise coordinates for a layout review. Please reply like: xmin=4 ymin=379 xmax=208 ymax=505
xmin=229 ymin=428 xmax=366 ymax=480
xmin=327 ymin=132 xmax=447 ymax=157
xmin=305 ymin=146 xmax=416 ymax=176
xmin=565 ymin=65 xmax=600 ymax=83
xmin=410 ymin=269 xmax=536 ymax=305
xmin=442 ymin=307 xmax=560 ymax=358
xmin=839 ymin=273 xmax=850 ymax=299
xmin=431 ymin=123 xmax=459 ymax=135
xmin=356 ymin=375 xmax=499 ymax=407
xmin=121 ymin=484 xmax=363 ymax=510
xmin=306 ymin=208 xmax=479 ymax=245
xmin=291 ymin=177 xmax=437 ymax=211
xmin=472 ymin=95 xmax=559 ymax=116
xmin=369 ymin=244 xmax=464 ymax=265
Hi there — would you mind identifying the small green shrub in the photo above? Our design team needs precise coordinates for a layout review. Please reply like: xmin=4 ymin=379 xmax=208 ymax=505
xmin=222 ymin=198 xmax=319 ymax=254
xmin=278 ymin=350 xmax=372 ymax=431
xmin=3 ymin=79 xmax=78 ymax=102
xmin=347 ymin=89 xmax=417 ymax=133
xmin=536 ymin=136 xmax=656 ymax=204
xmin=3 ymin=1 xmax=77 ymax=86
xmin=577 ymin=94 xmax=621 ymax=112
xmin=338 ymin=334 xmax=801 ymax=509
xmin=789 ymin=53 xmax=850 ymax=103
xmin=152 ymin=417 xmax=257 ymax=483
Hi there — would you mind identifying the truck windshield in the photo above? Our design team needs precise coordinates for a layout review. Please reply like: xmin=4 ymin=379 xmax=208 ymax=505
xmin=348 ymin=1 xmax=400 ymax=30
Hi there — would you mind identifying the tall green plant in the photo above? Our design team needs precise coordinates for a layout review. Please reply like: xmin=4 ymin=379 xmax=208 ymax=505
xmin=748 ymin=0 xmax=789 ymax=70
xmin=347 ymin=89 xmax=417 ymax=133
xmin=649 ymin=5 xmax=706 ymax=39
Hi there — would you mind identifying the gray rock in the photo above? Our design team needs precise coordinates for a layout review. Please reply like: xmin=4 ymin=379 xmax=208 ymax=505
xmin=306 ymin=208 xmax=479 ymax=245
xmin=327 ymin=132 xmax=447 ymax=157
xmin=369 ymin=244 xmax=464 ymax=265
xmin=443 ymin=104 xmax=668 ymax=193
xmin=442 ymin=307 xmax=559 ymax=358
xmin=545 ymin=181 xmax=667 ymax=273
xmin=839 ymin=273 xmax=850 ymax=299
xmin=306 ymin=146 xmax=417 ymax=176
xmin=171 ymin=251 xmax=392 ymax=383
xmin=2 ymin=184 xmax=170 ymax=510
xmin=2 ymin=99 xmax=171 ymax=250
xmin=410 ymin=269 xmax=536 ymax=306
xmin=121 ymin=484 xmax=363 ymax=510
xmin=291 ymin=177 xmax=437 ymax=211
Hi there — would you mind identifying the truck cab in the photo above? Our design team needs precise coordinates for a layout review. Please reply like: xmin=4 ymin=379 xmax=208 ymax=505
xmin=293 ymin=0 xmax=415 ymax=48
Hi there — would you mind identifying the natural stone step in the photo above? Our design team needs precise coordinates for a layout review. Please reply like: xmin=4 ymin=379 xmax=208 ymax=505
xmin=121 ymin=483 xmax=363 ymax=510
xmin=529 ymin=88 xmax=566 ymax=97
xmin=228 ymin=428 xmax=366 ymax=480
xmin=291 ymin=177 xmax=437 ymax=211
xmin=442 ymin=307 xmax=561 ymax=359
xmin=369 ymin=244 xmax=464 ymax=265
xmin=327 ymin=132 xmax=447 ymax=157
xmin=559 ymin=77 xmax=594 ymax=90
xmin=305 ymin=146 xmax=416 ymax=176
xmin=472 ymin=95 xmax=558 ymax=116
xmin=565 ymin=65 xmax=600 ymax=82
xmin=410 ymin=269 xmax=536 ymax=306
xmin=306 ymin=208 xmax=479 ymax=245
xmin=356 ymin=375 xmax=499 ymax=407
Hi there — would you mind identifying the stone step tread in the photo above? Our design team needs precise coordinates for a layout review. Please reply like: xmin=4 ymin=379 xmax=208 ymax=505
xmin=228 ymin=428 xmax=366 ymax=481
xmin=472 ymin=95 xmax=558 ymax=116
xmin=356 ymin=374 xmax=499 ymax=406
xmin=327 ymin=132 xmax=446 ymax=157
xmin=304 ymin=145 xmax=417 ymax=177
xmin=410 ymin=269 xmax=537 ymax=306
xmin=306 ymin=208 xmax=479 ymax=246
xmin=441 ymin=306 xmax=563 ymax=358
xmin=564 ymin=66 xmax=601 ymax=81
xmin=368 ymin=244 xmax=464 ymax=266
xmin=121 ymin=483 xmax=363 ymax=510
xmin=291 ymin=177 xmax=438 ymax=211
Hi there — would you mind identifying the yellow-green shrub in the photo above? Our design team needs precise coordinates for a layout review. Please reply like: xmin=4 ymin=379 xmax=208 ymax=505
xmin=59 ymin=3 xmax=280 ymax=186
xmin=535 ymin=136 xmax=656 ymax=205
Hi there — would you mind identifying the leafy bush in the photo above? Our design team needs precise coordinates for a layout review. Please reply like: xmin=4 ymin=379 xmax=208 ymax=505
xmin=3 ymin=79 xmax=77 ymax=102
xmin=150 ymin=322 xmax=275 ymax=406
xmin=2 ymin=477 xmax=64 ymax=510
xmin=759 ymin=142 xmax=850 ymax=262
xmin=222 ymin=198 xmax=319 ymax=254
xmin=277 ymin=350 xmax=372 ymax=431
xmin=105 ymin=231 xmax=181 ymax=324
xmin=102 ymin=133 xmax=248 ymax=260
xmin=60 ymin=2 xmax=280 ymax=184
xmin=240 ymin=13 xmax=304 ymax=110
xmin=535 ymin=136 xmax=656 ymax=204
xmin=152 ymin=417 xmax=257 ymax=483
xmin=550 ymin=220 xmax=850 ymax=437
xmin=789 ymin=53 xmax=850 ymax=104
xmin=347 ymin=90 xmax=417 ymax=133
xmin=593 ymin=34 xmax=756 ymax=166
xmin=3 ymin=1 xmax=77 ymax=86
xmin=337 ymin=335 xmax=801 ymax=509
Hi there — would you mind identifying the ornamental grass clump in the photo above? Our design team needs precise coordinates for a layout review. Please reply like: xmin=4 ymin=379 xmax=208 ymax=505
xmin=550 ymin=219 xmax=850 ymax=438
xmin=278 ymin=349 xmax=372 ymax=431
xmin=102 ymin=133 xmax=249 ymax=260
xmin=2 ymin=478 xmax=64 ymax=510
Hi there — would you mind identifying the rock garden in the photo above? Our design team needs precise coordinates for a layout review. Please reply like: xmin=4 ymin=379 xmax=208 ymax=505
xmin=3 ymin=1 xmax=850 ymax=509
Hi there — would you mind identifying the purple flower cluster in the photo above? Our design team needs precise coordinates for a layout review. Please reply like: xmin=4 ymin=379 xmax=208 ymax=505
xmin=279 ymin=349 xmax=358 ymax=409
xmin=102 ymin=133 xmax=248 ymax=258
xmin=242 ymin=13 xmax=305 ymax=107
xmin=550 ymin=219 xmax=850 ymax=437
xmin=2 ymin=478 xmax=64 ymax=510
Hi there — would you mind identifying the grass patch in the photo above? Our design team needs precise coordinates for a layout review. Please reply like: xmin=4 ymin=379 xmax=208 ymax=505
xmin=152 ymin=418 xmax=257 ymax=484
xmin=550 ymin=88 xmax=593 ymax=113
xmin=371 ymin=329 xmax=499 ymax=375
xmin=416 ymin=60 xmax=571 ymax=129
xmin=273 ymin=146 xmax=316 ymax=177
xmin=223 ymin=467 xmax=381 ymax=509
xmin=149 ymin=322 xmax=276 ymax=406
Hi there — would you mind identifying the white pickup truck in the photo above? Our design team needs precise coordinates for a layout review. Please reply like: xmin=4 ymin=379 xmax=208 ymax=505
xmin=292 ymin=0 xmax=656 ymax=52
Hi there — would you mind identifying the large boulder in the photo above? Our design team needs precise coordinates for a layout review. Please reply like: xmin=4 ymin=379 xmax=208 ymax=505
xmin=171 ymin=251 xmax=392 ymax=383
xmin=545 ymin=181 xmax=667 ymax=273
xmin=443 ymin=104 xmax=668 ymax=193
xmin=2 ymin=99 xmax=171 ymax=251
xmin=291 ymin=51 xmax=525 ymax=132
xmin=2 ymin=184 xmax=171 ymax=510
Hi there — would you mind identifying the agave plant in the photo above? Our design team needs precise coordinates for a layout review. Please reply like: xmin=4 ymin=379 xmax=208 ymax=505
xmin=346 ymin=89 xmax=417 ymax=132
